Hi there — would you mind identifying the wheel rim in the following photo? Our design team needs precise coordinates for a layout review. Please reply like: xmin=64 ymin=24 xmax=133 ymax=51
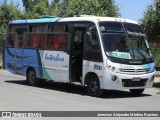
xmin=90 ymin=79 xmax=98 ymax=92
xmin=29 ymin=71 xmax=36 ymax=83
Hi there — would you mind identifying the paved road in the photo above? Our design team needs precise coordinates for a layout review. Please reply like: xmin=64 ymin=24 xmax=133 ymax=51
xmin=0 ymin=70 xmax=160 ymax=120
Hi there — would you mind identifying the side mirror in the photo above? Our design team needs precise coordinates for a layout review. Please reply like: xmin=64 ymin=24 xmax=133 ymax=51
xmin=86 ymin=32 xmax=92 ymax=50
xmin=87 ymin=31 xmax=92 ymax=41
xmin=87 ymin=31 xmax=90 ymax=36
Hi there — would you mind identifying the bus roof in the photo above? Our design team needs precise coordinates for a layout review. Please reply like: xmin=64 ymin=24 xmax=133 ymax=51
xmin=59 ymin=16 xmax=138 ymax=24
xmin=9 ymin=17 xmax=60 ymax=24
xmin=9 ymin=16 xmax=138 ymax=25
xmin=9 ymin=20 xmax=28 ymax=24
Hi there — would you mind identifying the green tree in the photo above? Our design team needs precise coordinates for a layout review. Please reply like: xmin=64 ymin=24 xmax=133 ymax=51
xmin=141 ymin=0 xmax=160 ymax=42
xmin=22 ymin=0 xmax=50 ymax=18
xmin=0 ymin=0 xmax=22 ymax=52
xmin=50 ymin=0 xmax=120 ymax=17
xmin=22 ymin=0 xmax=119 ymax=18
xmin=22 ymin=0 xmax=32 ymax=12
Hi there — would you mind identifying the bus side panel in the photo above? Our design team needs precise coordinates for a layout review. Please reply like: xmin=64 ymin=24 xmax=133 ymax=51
xmin=23 ymin=49 xmax=42 ymax=78
xmin=5 ymin=48 xmax=16 ymax=74
xmin=82 ymin=60 xmax=104 ymax=88
xmin=39 ymin=50 xmax=55 ymax=81
xmin=39 ymin=50 xmax=69 ymax=82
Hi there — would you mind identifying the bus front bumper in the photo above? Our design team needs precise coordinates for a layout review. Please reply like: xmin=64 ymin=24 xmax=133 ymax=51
xmin=102 ymin=72 xmax=155 ymax=90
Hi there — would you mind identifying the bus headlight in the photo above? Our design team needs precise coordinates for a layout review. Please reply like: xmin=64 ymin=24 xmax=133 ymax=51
xmin=106 ymin=60 xmax=117 ymax=72
xmin=111 ymin=66 xmax=116 ymax=71
xmin=111 ymin=75 xmax=117 ymax=81
xmin=110 ymin=74 xmax=119 ymax=82
xmin=107 ymin=65 xmax=117 ymax=72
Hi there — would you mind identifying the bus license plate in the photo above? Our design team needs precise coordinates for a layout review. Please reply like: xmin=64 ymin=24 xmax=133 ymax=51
xmin=132 ymin=77 xmax=141 ymax=81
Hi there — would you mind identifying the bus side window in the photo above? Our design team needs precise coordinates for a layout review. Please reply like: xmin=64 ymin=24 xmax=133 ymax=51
xmin=86 ymin=26 xmax=101 ymax=51
xmin=84 ymin=26 xmax=103 ymax=62
xmin=32 ymin=26 xmax=40 ymax=48
xmin=16 ymin=28 xmax=26 ymax=48
xmin=46 ymin=34 xmax=53 ymax=49
xmin=47 ymin=25 xmax=54 ymax=49
xmin=90 ymin=28 xmax=100 ymax=51
xmin=53 ymin=34 xmax=67 ymax=50
xmin=53 ymin=25 xmax=68 ymax=50
xmin=40 ymin=26 xmax=46 ymax=48
xmin=30 ymin=25 xmax=46 ymax=48
xmin=8 ymin=26 xmax=16 ymax=47
xmin=8 ymin=34 xmax=16 ymax=47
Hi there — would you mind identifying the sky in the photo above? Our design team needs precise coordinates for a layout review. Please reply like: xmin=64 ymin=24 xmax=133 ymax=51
xmin=115 ymin=0 xmax=153 ymax=21
xmin=0 ymin=0 xmax=154 ymax=22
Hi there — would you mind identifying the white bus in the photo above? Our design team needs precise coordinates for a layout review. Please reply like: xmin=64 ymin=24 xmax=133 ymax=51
xmin=5 ymin=16 xmax=155 ymax=97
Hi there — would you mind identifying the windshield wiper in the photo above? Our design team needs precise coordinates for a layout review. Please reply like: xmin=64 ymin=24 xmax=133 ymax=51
xmin=134 ymin=48 xmax=147 ymax=60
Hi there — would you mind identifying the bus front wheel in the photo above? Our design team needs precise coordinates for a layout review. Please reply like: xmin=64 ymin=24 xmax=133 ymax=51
xmin=86 ymin=76 xmax=103 ymax=97
xmin=27 ymin=69 xmax=39 ymax=86
xmin=129 ymin=89 xmax=144 ymax=96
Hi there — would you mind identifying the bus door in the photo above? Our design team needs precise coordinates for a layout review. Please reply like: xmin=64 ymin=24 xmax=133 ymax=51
xmin=15 ymin=27 xmax=28 ymax=75
xmin=70 ymin=26 xmax=87 ymax=82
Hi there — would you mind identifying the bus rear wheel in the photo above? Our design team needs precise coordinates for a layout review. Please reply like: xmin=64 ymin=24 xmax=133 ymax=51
xmin=27 ymin=69 xmax=39 ymax=86
xmin=129 ymin=89 xmax=144 ymax=96
xmin=86 ymin=76 xmax=103 ymax=97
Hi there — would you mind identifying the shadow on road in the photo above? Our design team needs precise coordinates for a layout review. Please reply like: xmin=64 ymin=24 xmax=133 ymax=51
xmin=5 ymin=80 xmax=151 ymax=99
xmin=153 ymin=82 xmax=160 ymax=88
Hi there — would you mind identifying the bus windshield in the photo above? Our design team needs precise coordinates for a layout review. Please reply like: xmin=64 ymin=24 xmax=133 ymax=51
xmin=99 ymin=22 xmax=152 ymax=60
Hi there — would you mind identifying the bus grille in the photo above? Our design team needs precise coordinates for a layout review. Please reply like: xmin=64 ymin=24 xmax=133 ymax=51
xmin=122 ymin=79 xmax=148 ymax=87
xmin=119 ymin=68 xmax=151 ymax=74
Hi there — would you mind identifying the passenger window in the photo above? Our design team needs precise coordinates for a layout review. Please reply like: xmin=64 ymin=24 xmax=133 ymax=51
xmin=8 ymin=33 xmax=16 ymax=47
xmin=47 ymin=24 xmax=68 ymax=50
xmin=8 ymin=26 xmax=16 ymax=47
xmin=28 ymin=25 xmax=46 ymax=48
xmin=16 ymin=29 xmax=24 ymax=47
xmin=53 ymin=34 xmax=67 ymax=50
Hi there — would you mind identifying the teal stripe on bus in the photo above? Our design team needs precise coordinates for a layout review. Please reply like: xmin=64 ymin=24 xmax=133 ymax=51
xmin=27 ymin=18 xmax=60 ymax=23
xmin=9 ymin=20 xmax=27 ymax=24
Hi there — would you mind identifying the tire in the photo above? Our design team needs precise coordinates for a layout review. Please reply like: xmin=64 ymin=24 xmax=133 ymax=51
xmin=129 ymin=89 xmax=144 ymax=96
xmin=27 ymin=69 xmax=39 ymax=86
xmin=86 ymin=76 xmax=103 ymax=97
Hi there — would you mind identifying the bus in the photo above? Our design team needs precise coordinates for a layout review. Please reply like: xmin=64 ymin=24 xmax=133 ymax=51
xmin=5 ymin=16 xmax=155 ymax=97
